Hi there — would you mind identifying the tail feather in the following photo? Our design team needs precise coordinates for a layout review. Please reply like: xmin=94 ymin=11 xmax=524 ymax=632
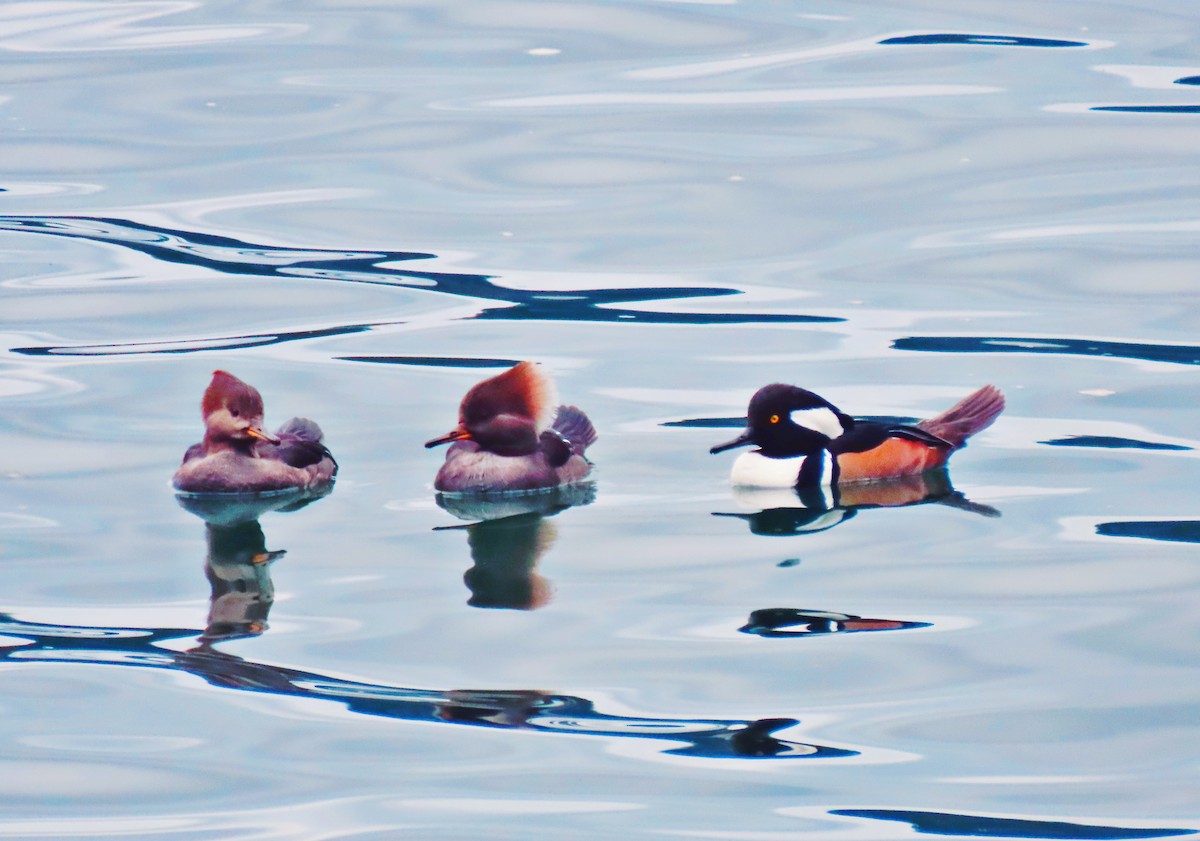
xmin=275 ymin=416 xmax=324 ymax=442
xmin=918 ymin=385 xmax=1005 ymax=449
xmin=552 ymin=405 xmax=597 ymax=454
xmin=268 ymin=417 xmax=337 ymax=473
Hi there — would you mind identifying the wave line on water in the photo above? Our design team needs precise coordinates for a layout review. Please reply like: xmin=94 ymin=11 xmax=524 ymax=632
xmin=0 ymin=215 xmax=840 ymax=358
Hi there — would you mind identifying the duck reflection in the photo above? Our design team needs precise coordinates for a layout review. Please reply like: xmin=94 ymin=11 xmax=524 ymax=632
xmin=714 ymin=469 xmax=998 ymax=537
xmin=199 ymin=520 xmax=283 ymax=645
xmin=435 ymin=484 xmax=595 ymax=610
xmin=740 ymin=608 xmax=930 ymax=638
xmin=175 ymin=489 xmax=328 ymax=645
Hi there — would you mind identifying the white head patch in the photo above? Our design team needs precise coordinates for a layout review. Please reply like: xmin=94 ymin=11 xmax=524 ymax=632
xmin=788 ymin=407 xmax=844 ymax=439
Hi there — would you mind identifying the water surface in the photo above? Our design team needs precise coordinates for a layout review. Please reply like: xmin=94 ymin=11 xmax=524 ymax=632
xmin=2 ymin=1 xmax=1198 ymax=838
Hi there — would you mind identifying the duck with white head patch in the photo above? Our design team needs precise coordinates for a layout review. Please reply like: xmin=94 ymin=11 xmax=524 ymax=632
xmin=710 ymin=383 xmax=1004 ymax=493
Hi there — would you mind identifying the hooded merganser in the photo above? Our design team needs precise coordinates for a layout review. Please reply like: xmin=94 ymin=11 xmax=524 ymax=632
xmin=173 ymin=370 xmax=338 ymax=494
xmin=711 ymin=384 xmax=1003 ymax=490
xmin=425 ymin=361 xmax=597 ymax=494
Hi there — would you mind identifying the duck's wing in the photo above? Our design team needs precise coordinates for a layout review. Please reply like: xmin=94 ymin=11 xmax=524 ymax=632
xmin=830 ymin=420 xmax=951 ymax=455
xmin=181 ymin=442 xmax=205 ymax=464
xmin=265 ymin=417 xmax=338 ymax=471
xmin=274 ymin=417 xmax=324 ymax=442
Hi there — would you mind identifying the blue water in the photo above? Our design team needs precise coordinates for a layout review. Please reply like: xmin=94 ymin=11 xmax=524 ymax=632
xmin=2 ymin=1 xmax=1199 ymax=838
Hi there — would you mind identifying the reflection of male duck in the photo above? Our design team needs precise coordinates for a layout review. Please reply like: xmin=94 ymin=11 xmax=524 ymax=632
xmin=436 ymin=484 xmax=595 ymax=610
xmin=740 ymin=608 xmax=930 ymax=638
xmin=714 ymin=469 xmax=998 ymax=537
xmin=200 ymin=520 xmax=283 ymax=645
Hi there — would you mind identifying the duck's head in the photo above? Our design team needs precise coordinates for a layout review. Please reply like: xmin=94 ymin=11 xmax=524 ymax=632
xmin=200 ymin=370 xmax=280 ymax=448
xmin=710 ymin=383 xmax=850 ymax=458
xmin=425 ymin=361 xmax=557 ymax=457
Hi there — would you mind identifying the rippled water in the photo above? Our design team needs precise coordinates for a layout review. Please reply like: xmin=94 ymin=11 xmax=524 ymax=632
xmin=3 ymin=1 xmax=1199 ymax=839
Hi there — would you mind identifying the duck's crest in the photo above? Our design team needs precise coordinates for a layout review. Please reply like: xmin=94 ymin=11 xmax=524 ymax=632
xmin=462 ymin=361 xmax=558 ymax=431
xmin=201 ymin=370 xmax=265 ymax=419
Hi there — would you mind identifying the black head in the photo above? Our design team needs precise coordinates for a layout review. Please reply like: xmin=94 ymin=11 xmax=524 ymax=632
xmin=710 ymin=384 xmax=852 ymax=458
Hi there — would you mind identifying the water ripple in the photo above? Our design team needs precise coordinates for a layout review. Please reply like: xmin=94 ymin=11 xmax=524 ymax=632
xmin=1 ymin=215 xmax=836 ymax=357
xmin=893 ymin=336 xmax=1200 ymax=367
xmin=1092 ymin=105 xmax=1200 ymax=114
xmin=479 ymin=85 xmax=1000 ymax=109
xmin=1040 ymin=436 xmax=1191 ymax=452
xmin=1095 ymin=521 xmax=1200 ymax=544
xmin=828 ymin=808 xmax=1194 ymax=839
xmin=879 ymin=34 xmax=1089 ymax=48
xmin=0 ymin=2 xmax=305 ymax=52
xmin=0 ymin=612 xmax=854 ymax=762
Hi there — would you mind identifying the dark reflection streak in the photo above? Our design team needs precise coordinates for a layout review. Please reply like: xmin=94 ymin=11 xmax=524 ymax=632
xmin=1175 ymin=76 xmax=1200 ymax=86
xmin=880 ymin=33 xmax=1088 ymax=48
xmin=1096 ymin=521 xmax=1200 ymax=544
xmin=893 ymin=336 xmax=1200 ymax=366
xmin=830 ymin=808 xmax=1194 ymax=839
xmin=473 ymin=304 xmax=835 ymax=325
xmin=339 ymin=356 xmax=523 ymax=369
xmin=1041 ymin=436 xmax=1191 ymax=452
xmin=13 ymin=324 xmax=379 ymax=357
xmin=663 ymin=417 xmax=748 ymax=429
xmin=0 ymin=613 xmax=851 ymax=760
xmin=0 ymin=217 xmax=841 ymax=338
xmin=1092 ymin=106 xmax=1200 ymax=114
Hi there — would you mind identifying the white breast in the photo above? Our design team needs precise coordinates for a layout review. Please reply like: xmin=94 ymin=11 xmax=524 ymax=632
xmin=730 ymin=451 xmax=806 ymax=488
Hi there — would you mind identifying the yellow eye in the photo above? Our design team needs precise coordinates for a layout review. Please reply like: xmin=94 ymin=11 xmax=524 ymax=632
xmin=769 ymin=414 xmax=780 ymax=424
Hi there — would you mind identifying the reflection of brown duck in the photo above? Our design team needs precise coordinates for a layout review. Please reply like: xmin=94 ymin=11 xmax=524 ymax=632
xmin=198 ymin=520 xmax=283 ymax=645
xmin=174 ymin=370 xmax=337 ymax=494
xmin=715 ymin=469 xmax=998 ymax=536
xmin=436 ymin=484 xmax=595 ymax=610
xmin=437 ymin=689 xmax=548 ymax=727
xmin=462 ymin=514 xmax=556 ymax=610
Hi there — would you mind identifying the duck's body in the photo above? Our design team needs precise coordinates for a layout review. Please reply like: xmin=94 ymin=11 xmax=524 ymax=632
xmin=426 ymin=362 xmax=596 ymax=494
xmin=712 ymin=384 xmax=1004 ymax=489
xmin=173 ymin=371 xmax=337 ymax=494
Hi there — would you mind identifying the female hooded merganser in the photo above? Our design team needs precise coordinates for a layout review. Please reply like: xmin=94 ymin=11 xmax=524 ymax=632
xmin=425 ymin=361 xmax=597 ymax=494
xmin=173 ymin=370 xmax=337 ymax=494
xmin=710 ymin=384 xmax=1003 ymax=490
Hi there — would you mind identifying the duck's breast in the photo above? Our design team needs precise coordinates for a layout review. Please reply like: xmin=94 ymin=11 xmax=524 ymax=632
xmin=435 ymin=444 xmax=557 ymax=493
xmin=730 ymin=451 xmax=806 ymax=488
xmin=173 ymin=452 xmax=314 ymax=493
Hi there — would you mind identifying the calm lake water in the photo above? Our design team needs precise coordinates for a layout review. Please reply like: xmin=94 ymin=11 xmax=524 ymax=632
xmin=2 ymin=1 xmax=1199 ymax=839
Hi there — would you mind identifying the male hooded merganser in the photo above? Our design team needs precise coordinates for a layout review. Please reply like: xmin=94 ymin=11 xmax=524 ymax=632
xmin=710 ymin=384 xmax=1003 ymax=490
xmin=173 ymin=370 xmax=337 ymax=494
xmin=425 ymin=361 xmax=597 ymax=494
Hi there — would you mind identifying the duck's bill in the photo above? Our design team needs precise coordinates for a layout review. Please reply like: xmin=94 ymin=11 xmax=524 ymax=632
xmin=246 ymin=426 xmax=282 ymax=445
xmin=710 ymin=429 xmax=754 ymax=454
xmin=425 ymin=428 xmax=471 ymax=448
